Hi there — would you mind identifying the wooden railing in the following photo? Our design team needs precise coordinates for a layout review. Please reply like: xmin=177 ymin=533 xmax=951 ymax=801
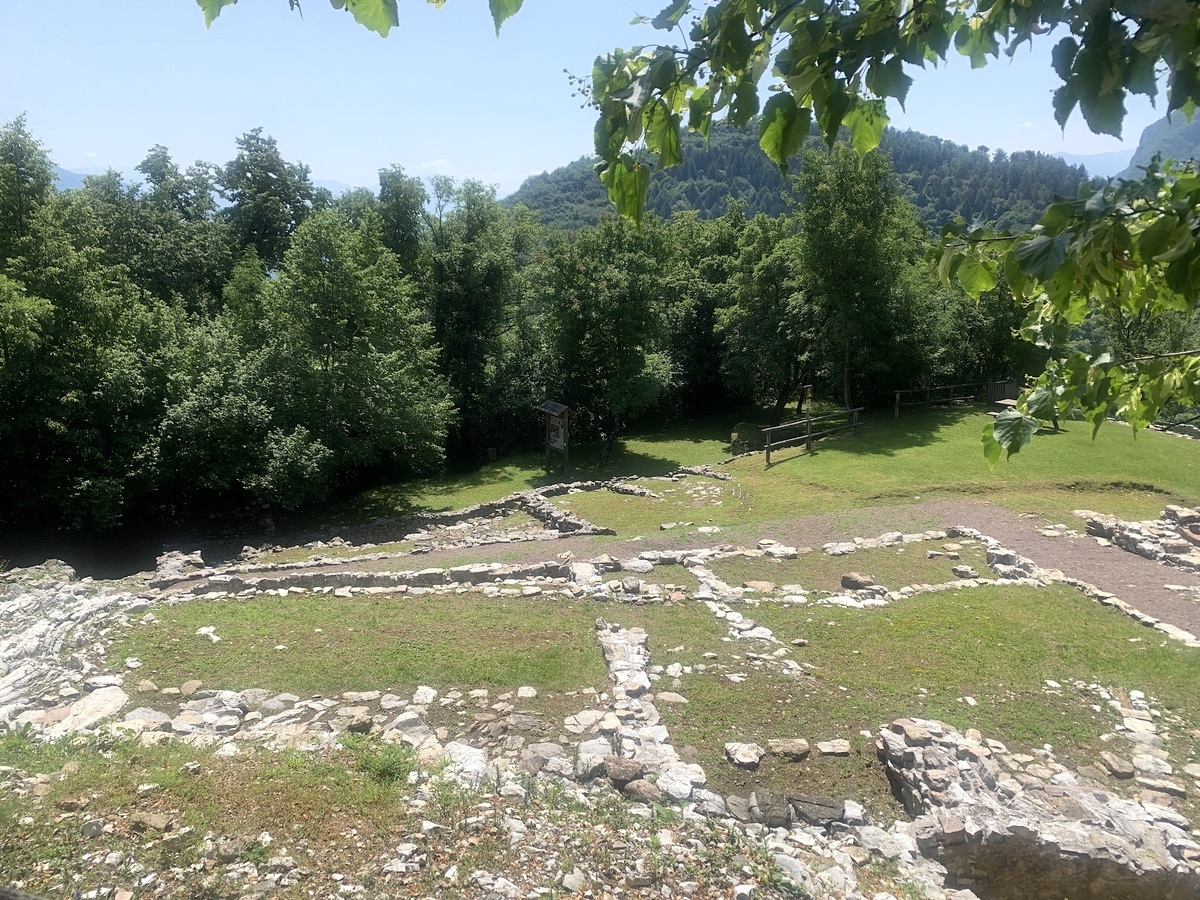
xmin=893 ymin=380 xmax=1019 ymax=418
xmin=762 ymin=407 xmax=864 ymax=463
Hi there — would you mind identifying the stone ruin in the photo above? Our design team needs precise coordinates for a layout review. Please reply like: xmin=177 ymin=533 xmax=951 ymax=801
xmin=1076 ymin=504 xmax=1200 ymax=574
xmin=880 ymin=716 xmax=1200 ymax=899
xmin=8 ymin=514 xmax=1200 ymax=898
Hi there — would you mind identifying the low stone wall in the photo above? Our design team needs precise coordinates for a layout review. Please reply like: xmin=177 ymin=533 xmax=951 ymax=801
xmin=879 ymin=716 xmax=1200 ymax=899
xmin=1076 ymin=505 xmax=1200 ymax=574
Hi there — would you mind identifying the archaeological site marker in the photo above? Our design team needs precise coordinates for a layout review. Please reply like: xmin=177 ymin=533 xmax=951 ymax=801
xmin=538 ymin=400 xmax=570 ymax=473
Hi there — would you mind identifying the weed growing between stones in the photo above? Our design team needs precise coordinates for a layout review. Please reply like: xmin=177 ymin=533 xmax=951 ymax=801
xmin=339 ymin=733 xmax=415 ymax=786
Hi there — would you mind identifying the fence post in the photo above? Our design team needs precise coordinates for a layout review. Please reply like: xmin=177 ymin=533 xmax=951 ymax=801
xmin=765 ymin=429 xmax=771 ymax=465
xmin=894 ymin=391 xmax=900 ymax=418
xmin=806 ymin=411 xmax=812 ymax=453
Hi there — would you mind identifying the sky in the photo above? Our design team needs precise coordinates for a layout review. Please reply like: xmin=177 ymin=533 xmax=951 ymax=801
xmin=0 ymin=1 xmax=1168 ymax=196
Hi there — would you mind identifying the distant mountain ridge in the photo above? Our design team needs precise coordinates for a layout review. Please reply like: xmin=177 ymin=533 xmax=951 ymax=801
xmin=504 ymin=125 xmax=1097 ymax=233
xmin=1053 ymin=150 xmax=1133 ymax=178
xmin=53 ymin=166 xmax=87 ymax=190
xmin=1118 ymin=114 xmax=1200 ymax=180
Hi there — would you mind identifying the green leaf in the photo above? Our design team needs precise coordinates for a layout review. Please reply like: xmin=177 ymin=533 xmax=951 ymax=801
xmin=758 ymin=94 xmax=811 ymax=169
xmin=865 ymin=56 xmax=914 ymax=109
xmin=1037 ymin=201 xmax=1077 ymax=234
xmin=956 ymin=256 xmax=997 ymax=297
xmin=981 ymin=422 xmax=1002 ymax=467
xmin=1078 ymin=85 xmax=1126 ymax=138
xmin=645 ymin=101 xmax=684 ymax=169
xmin=843 ymin=100 xmax=888 ymax=156
xmin=599 ymin=155 xmax=651 ymax=224
xmin=1139 ymin=215 xmax=1180 ymax=260
xmin=1051 ymin=36 xmax=1078 ymax=81
xmin=1052 ymin=83 xmax=1078 ymax=129
xmin=811 ymin=81 xmax=854 ymax=144
xmin=729 ymin=75 xmax=761 ymax=128
xmin=651 ymin=0 xmax=689 ymax=30
xmin=197 ymin=0 xmax=239 ymax=27
xmin=488 ymin=0 xmax=525 ymax=35
xmin=1026 ymin=384 xmax=1057 ymax=420
xmin=954 ymin=17 xmax=999 ymax=68
xmin=993 ymin=409 xmax=1040 ymax=457
xmin=1014 ymin=233 xmax=1070 ymax=279
xmin=342 ymin=0 xmax=399 ymax=37
xmin=1125 ymin=48 xmax=1158 ymax=99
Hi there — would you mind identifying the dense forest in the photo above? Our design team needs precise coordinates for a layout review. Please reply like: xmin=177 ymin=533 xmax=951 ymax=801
xmin=505 ymin=125 xmax=1097 ymax=232
xmin=0 ymin=115 xmax=1133 ymax=534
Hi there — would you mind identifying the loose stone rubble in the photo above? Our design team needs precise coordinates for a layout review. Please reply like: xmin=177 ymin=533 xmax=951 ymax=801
xmin=879 ymin=716 xmax=1200 ymax=899
xmin=7 ymin=507 xmax=1200 ymax=898
xmin=1076 ymin=505 xmax=1200 ymax=575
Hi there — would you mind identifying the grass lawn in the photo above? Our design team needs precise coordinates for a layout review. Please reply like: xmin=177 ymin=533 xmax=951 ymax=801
xmin=256 ymin=539 xmax=416 ymax=566
xmin=113 ymin=593 xmax=609 ymax=699
xmin=709 ymin=542 xmax=992 ymax=593
xmin=607 ymin=585 xmax=1200 ymax=821
xmin=334 ymin=406 xmax=1200 ymax=538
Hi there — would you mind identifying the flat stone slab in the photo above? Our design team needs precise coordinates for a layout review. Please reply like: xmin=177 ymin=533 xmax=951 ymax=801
xmin=46 ymin=687 xmax=129 ymax=738
xmin=816 ymin=739 xmax=851 ymax=756
xmin=724 ymin=742 xmax=765 ymax=769
xmin=767 ymin=738 xmax=810 ymax=761
xmin=789 ymin=794 xmax=844 ymax=827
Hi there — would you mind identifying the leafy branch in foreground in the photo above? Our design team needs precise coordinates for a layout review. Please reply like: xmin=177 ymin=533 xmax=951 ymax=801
xmin=581 ymin=0 xmax=1200 ymax=457
xmin=941 ymin=157 xmax=1200 ymax=458
xmin=196 ymin=0 xmax=525 ymax=38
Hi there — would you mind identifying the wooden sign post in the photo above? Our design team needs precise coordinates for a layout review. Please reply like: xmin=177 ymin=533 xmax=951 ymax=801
xmin=538 ymin=400 xmax=570 ymax=473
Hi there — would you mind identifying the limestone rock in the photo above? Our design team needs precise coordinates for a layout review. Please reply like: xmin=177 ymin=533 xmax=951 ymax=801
xmin=767 ymin=738 xmax=811 ymax=761
xmin=789 ymin=794 xmax=844 ymax=827
xmin=840 ymin=572 xmax=877 ymax=590
xmin=604 ymin=756 xmax=646 ymax=787
xmin=816 ymin=739 xmax=851 ymax=756
xmin=724 ymin=742 xmax=766 ymax=769
xmin=623 ymin=778 xmax=662 ymax=803
xmin=45 ymin=687 xmax=129 ymax=738
xmin=1099 ymin=752 xmax=1135 ymax=779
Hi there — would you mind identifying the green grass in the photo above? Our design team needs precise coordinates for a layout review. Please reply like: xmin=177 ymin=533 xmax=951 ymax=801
xmin=334 ymin=406 xmax=1200 ymax=537
xmin=257 ymin=539 xmax=415 ymax=566
xmin=622 ymin=563 xmax=701 ymax=590
xmin=112 ymin=592 xmax=609 ymax=696
xmin=710 ymin=542 xmax=992 ymax=593
xmin=622 ymin=585 xmax=1200 ymax=820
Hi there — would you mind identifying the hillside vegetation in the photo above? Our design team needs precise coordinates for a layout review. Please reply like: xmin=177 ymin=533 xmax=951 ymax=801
xmin=1119 ymin=114 xmax=1200 ymax=180
xmin=505 ymin=125 xmax=1096 ymax=233
xmin=0 ymin=115 xmax=1184 ymax=539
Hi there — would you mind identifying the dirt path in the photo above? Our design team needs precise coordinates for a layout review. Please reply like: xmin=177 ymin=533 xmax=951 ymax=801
xmin=932 ymin=500 xmax=1200 ymax=637
xmin=172 ymin=499 xmax=1200 ymax=639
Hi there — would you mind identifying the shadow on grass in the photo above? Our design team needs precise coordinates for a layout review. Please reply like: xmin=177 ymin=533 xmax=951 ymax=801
xmin=764 ymin=403 xmax=990 ymax=468
xmin=337 ymin=444 xmax=688 ymax=521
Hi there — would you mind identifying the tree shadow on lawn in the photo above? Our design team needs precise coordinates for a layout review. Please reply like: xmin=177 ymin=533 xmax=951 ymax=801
xmin=763 ymin=403 xmax=991 ymax=468
xmin=329 ymin=444 xmax=688 ymax=523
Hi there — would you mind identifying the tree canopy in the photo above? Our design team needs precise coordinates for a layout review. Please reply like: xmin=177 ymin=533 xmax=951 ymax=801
xmin=200 ymin=0 xmax=1200 ymax=459
xmin=582 ymin=0 xmax=1200 ymax=458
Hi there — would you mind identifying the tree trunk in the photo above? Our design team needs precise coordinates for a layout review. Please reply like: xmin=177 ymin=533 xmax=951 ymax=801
xmin=770 ymin=388 xmax=791 ymax=427
xmin=599 ymin=413 xmax=622 ymax=467
xmin=842 ymin=340 xmax=852 ymax=409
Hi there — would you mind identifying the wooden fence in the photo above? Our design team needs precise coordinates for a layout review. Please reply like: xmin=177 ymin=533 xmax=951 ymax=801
xmin=762 ymin=407 xmax=864 ymax=463
xmin=893 ymin=380 xmax=1019 ymax=418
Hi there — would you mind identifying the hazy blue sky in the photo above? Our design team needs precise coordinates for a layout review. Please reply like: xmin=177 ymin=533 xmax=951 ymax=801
xmin=0 ymin=2 xmax=1166 ymax=195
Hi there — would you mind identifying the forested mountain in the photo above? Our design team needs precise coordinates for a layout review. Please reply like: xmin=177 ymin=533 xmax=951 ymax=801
xmin=1118 ymin=114 xmax=1200 ymax=180
xmin=505 ymin=126 xmax=1095 ymax=233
